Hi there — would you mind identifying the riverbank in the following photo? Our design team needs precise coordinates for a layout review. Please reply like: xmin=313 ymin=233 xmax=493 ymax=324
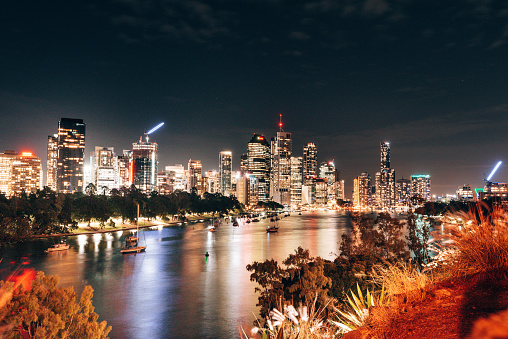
xmin=29 ymin=215 xmax=218 ymax=239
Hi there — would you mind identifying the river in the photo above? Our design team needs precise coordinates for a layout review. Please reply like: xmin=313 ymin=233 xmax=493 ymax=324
xmin=0 ymin=210 xmax=352 ymax=338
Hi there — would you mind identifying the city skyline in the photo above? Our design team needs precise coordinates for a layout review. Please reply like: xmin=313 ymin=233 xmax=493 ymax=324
xmin=1 ymin=1 xmax=507 ymax=195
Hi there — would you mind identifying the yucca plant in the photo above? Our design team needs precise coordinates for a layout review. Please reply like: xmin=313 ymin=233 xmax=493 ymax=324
xmin=330 ymin=283 xmax=386 ymax=333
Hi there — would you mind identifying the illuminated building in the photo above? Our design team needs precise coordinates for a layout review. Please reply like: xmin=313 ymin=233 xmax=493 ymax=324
xmin=166 ymin=165 xmax=186 ymax=191
xmin=10 ymin=152 xmax=42 ymax=196
xmin=483 ymin=181 xmax=508 ymax=199
xmin=396 ymin=178 xmax=411 ymax=206
xmin=456 ymin=185 xmax=474 ymax=201
xmin=219 ymin=151 xmax=232 ymax=196
xmin=205 ymin=170 xmax=220 ymax=194
xmin=132 ymin=136 xmax=158 ymax=193
xmin=246 ymin=134 xmax=271 ymax=202
xmin=411 ymin=175 xmax=431 ymax=201
xmin=353 ymin=172 xmax=372 ymax=208
xmin=188 ymin=159 xmax=203 ymax=195
xmin=303 ymin=143 xmax=318 ymax=185
xmin=46 ymin=134 xmax=58 ymax=191
xmin=376 ymin=142 xmax=395 ymax=209
xmin=271 ymin=128 xmax=292 ymax=206
xmin=0 ymin=151 xmax=15 ymax=195
xmin=335 ymin=180 xmax=345 ymax=201
xmin=320 ymin=161 xmax=337 ymax=202
xmin=0 ymin=150 xmax=42 ymax=196
xmin=56 ymin=118 xmax=86 ymax=193
xmin=117 ymin=150 xmax=132 ymax=188
xmin=314 ymin=178 xmax=327 ymax=205
xmin=290 ymin=156 xmax=302 ymax=206
xmin=93 ymin=147 xmax=117 ymax=194
xmin=235 ymin=172 xmax=250 ymax=206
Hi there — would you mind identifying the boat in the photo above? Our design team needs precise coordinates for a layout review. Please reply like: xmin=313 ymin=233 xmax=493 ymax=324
xmin=232 ymin=220 xmax=239 ymax=227
xmin=45 ymin=242 xmax=70 ymax=253
xmin=121 ymin=204 xmax=146 ymax=254
xmin=266 ymin=226 xmax=278 ymax=233
xmin=246 ymin=219 xmax=251 ymax=224
xmin=210 ymin=226 xmax=217 ymax=232
xmin=252 ymin=218 xmax=259 ymax=222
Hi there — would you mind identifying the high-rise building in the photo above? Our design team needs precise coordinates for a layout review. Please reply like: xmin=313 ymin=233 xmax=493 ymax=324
xmin=56 ymin=118 xmax=86 ymax=194
xmin=166 ymin=165 xmax=186 ymax=191
xmin=271 ymin=129 xmax=292 ymax=206
xmin=0 ymin=150 xmax=42 ymax=197
xmin=132 ymin=135 xmax=158 ymax=193
xmin=396 ymin=178 xmax=411 ymax=206
xmin=376 ymin=142 xmax=395 ymax=209
xmin=411 ymin=175 xmax=431 ymax=201
xmin=303 ymin=143 xmax=318 ymax=185
xmin=246 ymin=134 xmax=271 ymax=202
xmin=117 ymin=150 xmax=132 ymax=188
xmin=93 ymin=147 xmax=117 ymax=194
xmin=205 ymin=170 xmax=220 ymax=194
xmin=46 ymin=134 xmax=58 ymax=191
xmin=235 ymin=172 xmax=250 ymax=206
xmin=320 ymin=161 xmax=337 ymax=202
xmin=353 ymin=172 xmax=372 ymax=208
xmin=290 ymin=156 xmax=303 ymax=206
xmin=219 ymin=151 xmax=232 ymax=196
xmin=456 ymin=185 xmax=474 ymax=201
xmin=188 ymin=159 xmax=203 ymax=194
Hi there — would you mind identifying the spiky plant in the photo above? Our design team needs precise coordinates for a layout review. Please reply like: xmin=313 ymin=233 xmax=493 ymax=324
xmin=330 ymin=283 xmax=386 ymax=334
xmin=432 ymin=205 xmax=508 ymax=280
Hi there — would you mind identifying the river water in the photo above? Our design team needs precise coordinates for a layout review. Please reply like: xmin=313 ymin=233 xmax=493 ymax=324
xmin=0 ymin=211 xmax=351 ymax=338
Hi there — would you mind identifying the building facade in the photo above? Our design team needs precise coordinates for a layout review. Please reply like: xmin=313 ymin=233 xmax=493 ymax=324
xmin=46 ymin=134 xmax=58 ymax=191
xmin=290 ymin=156 xmax=303 ymax=206
xmin=303 ymin=143 xmax=318 ymax=185
xmin=132 ymin=136 xmax=158 ymax=193
xmin=246 ymin=134 xmax=271 ymax=202
xmin=411 ymin=175 xmax=431 ymax=201
xmin=271 ymin=131 xmax=292 ymax=205
xmin=219 ymin=151 xmax=232 ymax=196
xmin=56 ymin=118 xmax=86 ymax=193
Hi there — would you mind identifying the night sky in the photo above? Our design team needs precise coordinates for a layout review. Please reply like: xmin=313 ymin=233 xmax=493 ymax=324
xmin=1 ymin=0 xmax=507 ymax=197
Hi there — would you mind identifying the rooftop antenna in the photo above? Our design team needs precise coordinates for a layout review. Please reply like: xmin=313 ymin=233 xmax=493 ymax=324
xmin=278 ymin=114 xmax=284 ymax=132
xmin=144 ymin=122 xmax=165 ymax=142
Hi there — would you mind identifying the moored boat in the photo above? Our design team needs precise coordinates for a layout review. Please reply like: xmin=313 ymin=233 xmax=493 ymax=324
xmin=45 ymin=243 xmax=70 ymax=253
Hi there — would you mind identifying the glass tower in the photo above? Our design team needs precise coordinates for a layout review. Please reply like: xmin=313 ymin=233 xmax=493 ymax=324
xmin=56 ymin=118 xmax=86 ymax=193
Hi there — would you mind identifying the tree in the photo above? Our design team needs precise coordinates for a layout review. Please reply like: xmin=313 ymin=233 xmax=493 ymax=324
xmin=0 ymin=271 xmax=111 ymax=338
xmin=406 ymin=212 xmax=431 ymax=270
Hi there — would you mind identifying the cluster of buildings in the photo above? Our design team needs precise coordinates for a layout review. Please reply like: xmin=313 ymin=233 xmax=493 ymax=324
xmin=352 ymin=142 xmax=431 ymax=210
xmin=1 ymin=117 xmax=506 ymax=209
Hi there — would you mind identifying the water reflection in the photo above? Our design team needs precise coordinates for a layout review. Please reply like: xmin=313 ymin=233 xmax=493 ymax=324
xmin=0 ymin=211 xmax=349 ymax=338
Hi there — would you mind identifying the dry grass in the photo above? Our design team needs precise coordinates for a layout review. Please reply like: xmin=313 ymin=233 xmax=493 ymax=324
xmin=432 ymin=205 xmax=508 ymax=280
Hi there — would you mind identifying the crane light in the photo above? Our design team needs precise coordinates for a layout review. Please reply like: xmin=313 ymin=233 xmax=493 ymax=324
xmin=147 ymin=122 xmax=164 ymax=135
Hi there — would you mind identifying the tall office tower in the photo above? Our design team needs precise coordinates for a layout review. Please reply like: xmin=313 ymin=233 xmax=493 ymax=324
xmin=165 ymin=165 xmax=186 ymax=191
xmin=302 ymin=143 xmax=318 ymax=185
xmin=353 ymin=172 xmax=372 ymax=208
xmin=320 ymin=161 xmax=337 ymax=202
xmin=335 ymin=180 xmax=345 ymax=201
xmin=117 ymin=150 xmax=132 ymax=188
xmin=240 ymin=153 xmax=248 ymax=172
xmin=56 ymin=118 xmax=86 ymax=193
xmin=205 ymin=170 xmax=220 ymax=194
xmin=411 ymin=175 xmax=431 ymax=202
xmin=0 ymin=151 xmax=42 ymax=196
xmin=290 ymin=156 xmax=303 ymax=206
xmin=0 ymin=151 xmax=16 ymax=195
xmin=219 ymin=151 xmax=232 ymax=196
xmin=10 ymin=152 xmax=42 ymax=196
xmin=246 ymin=134 xmax=271 ymax=202
xmin=46 ymin=134 xmax=58 ymax=190
xmin=188 ymin=159 xmax=203 ymax=194
xmin=314 ymin=178 xmax=328 ymax=205
xmin=93 ymin=147 xmax=117 ymax=194
xmin=376 ymin=142 xmax=395 ymax=209
xmin=132 ymin=135 xmax=158 ymax=193
xmin=271 ymin=127 xmax=292 ymax=206
xmin=235 ymin=172 xmax=250 ymax=206
xmin=396 ymin=178 xmax=411 ymax=207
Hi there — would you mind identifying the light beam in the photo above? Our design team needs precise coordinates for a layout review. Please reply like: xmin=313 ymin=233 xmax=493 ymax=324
xmin=147 ymin=122 xmax=164 ymax=135
xmin=487 ymin=161 xmax=502 ymax=181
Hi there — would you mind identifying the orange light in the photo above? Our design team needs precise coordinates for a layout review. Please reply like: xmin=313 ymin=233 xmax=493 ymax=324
xmin=21 ymin=152 xmax=32 ymax=156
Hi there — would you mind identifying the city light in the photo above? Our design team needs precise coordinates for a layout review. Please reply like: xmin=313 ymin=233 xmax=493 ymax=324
xmin=487 ymin=161 xmax=503 ymax=181
xmin=21 ymin=152 xmax=33 ymax=156
xmin=147 ymin=122 xmax=164 ymax=135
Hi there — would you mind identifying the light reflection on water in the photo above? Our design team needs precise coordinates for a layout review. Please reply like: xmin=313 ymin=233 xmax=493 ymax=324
xmin=0 ymin=211 xmax=350 ymax=338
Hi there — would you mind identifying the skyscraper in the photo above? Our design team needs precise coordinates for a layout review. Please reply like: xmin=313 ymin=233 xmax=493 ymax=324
xmin=0 ymin=150 xmax=42 ymax=196
xmin=411 ymin=175 xmax=431 ymax=202
xmin=353 ymin=172 xmax=372 ymax=208
xmin=320 ymin=161 xmax=337 ymax=202
xmin=271 ymin=129 xmax=292 ymax=206
xmin=290 ymin=156 xmax=303 ymax=206
xmin=46 ymin=134 xmax=58 ymax=191
xmin=219 ymin=151 xmax=232 ymax=196
xmin=396 ymin=178 xmax=411 ymax=206
xmin=303 ymin=143 xmax=318 ymax=185
xmin=132 ymin=135 xmax=158 ymax=193
xmin=376 ymin=142 xmax=395 ymax=209
xmin=93 ymin=147 xmax=117 ymax=194
xmin=246 ymin=134 xmax=271 ymax=202
xmin=188 ymin=159 xmax=203 ymax=194
xmin=56 ymin=118 xmax=86 ymax=193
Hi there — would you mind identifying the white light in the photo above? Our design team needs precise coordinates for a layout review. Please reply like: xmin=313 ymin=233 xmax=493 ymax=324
xmin=487 ymin=161 xmax=502 ymax=181
xmin=147 ymin=122 xmax=165 ymax=135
